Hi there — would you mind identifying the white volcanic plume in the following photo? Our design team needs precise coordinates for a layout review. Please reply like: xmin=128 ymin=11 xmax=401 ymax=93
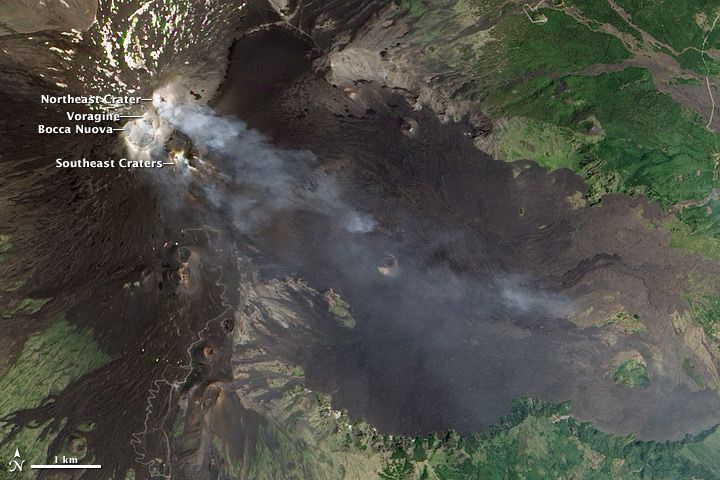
xmin=125 ymin=83 xmax=375 ymax=234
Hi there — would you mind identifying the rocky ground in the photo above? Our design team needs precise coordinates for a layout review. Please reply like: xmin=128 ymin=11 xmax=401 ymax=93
xmin=3 ymin=1 xmax=720 ymax=479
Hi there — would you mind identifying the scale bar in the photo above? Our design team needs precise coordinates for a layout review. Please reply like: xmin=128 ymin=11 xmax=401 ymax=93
xmin=119 ymin=115 xmax=143 ymax=118
xmin=31 ymin=465 xmax=102 ymax=469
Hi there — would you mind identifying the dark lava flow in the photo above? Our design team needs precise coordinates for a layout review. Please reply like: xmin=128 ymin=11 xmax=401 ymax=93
xmin=212 ymin=24 xmax=720 ymax=441
xmin=3 ymin=2 xmax=720 ymax=479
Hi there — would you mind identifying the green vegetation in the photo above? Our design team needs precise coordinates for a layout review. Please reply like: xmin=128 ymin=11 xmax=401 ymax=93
xmin=613 ymin=0 xmax=720 ymax=52
xmin=0 ymin=234 xmax=25 ymax=293
xmin=208 ymin=283 xmax=720 ymax=479
xmin=671 ymin=76 xmax=703 ymax=86
xmin=0 ymin=234 xmax=14 ymax=295
xmin=678 ymin=200 xmax=720 ymax=238
xmin=603 ymin=311 xmax=645 ymax=334
xmin=0 ymin=420 xmax=60 ymax=480
xmin=680 ymin=428 xmax=720 ymax=474
xmin=399 ymin=0 xmax=426 ymax=18
xmin=9 ymin=297 xmax=50 ymax=316
xmin=232 ymin=391 xmax=720 ymax=479
xmin=446 ymin=5 xmax=631 ymax=98
xmin=204 ymin=341 xmax=720 ymax=480
xmin=683 ymin=358 xmax=707 ymax=389
xmin=613 ymin=358 xmax=650 ymax=387
xmin=0 ymin=317 xmax=109 ymax=412
xmin=228 ymin=390 xmax=386 ymax=479
xmin=493 ymin=117 xmax=596 ymax=171
xmin=0 ymin=234 xmax=10 ymax=256
xmin=0 ymin=279 xmax=24 ymax=293
xmin=389 ymin=399 xmax=720 ymax=478
xmin=497 ymin=68 xmax=717 ymax=206
xmin=0 ymin=317 xmax=109 ymax=477
xmin=564 ymin=0 xmax=642 ymax=40
xmin=0 ymin=234 xmax=45 ymax=316
xmin=432 ymin=6 xmax=719 ymax=209
xmin=668 ymin=215 xmax=720 ymax=259
xmin=677 ymin=49 xmax=720 ymax=77
xmin=496 ymin=9 xmax=631 ymax=81
xmin=323 ymin=289 xmax=355 ymax=328
xmin=408 ymin=1 xmax=720 ymax=255
xmin=671 ymin=199 xmax=720 ymax=258
xmin=687 ymin=294 xmax=720 ymax=338
xmin=378 ymin=398 xmax=720 ymax=479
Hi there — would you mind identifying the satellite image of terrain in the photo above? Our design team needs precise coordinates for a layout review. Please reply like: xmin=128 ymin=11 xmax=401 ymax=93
xmin=4 ymin=0 xmax=720 ymax=478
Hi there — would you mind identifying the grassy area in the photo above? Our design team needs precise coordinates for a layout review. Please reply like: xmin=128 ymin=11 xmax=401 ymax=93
xmin=680 ymin=427 xmax=720 ymax=475
xmin=668 ymin=215 xmax=720 ymax=259
xmin=613 ymin=0 xmax=720 ymax=52
xmin=677 ymin=49 xmax=720 ymax=77
xmin=613 ymin=358 xmax=650 ymax=387
xmin=379 ymin=398 xmax=718 ymax=479
xmin=9 ymin=297 xmax=50 ymax=316
xmin=0 ymin=233 xmax=26 ymax=294
xmin=678 ymin=200 xmax=720 ymax=238
xmin=289 ymin=366 xmax=304 ymax=378
xmin=446 ymin=5 xmax=631 ymax=99
xmin=497 ymin=9 xmax=631 ymax=81
xmin=0 ymin=420 xmax=59 ymax=480
xmin=399 ymin=0 xmax=426 ymax=18
xmin=238 ymin=390 xmax=387 ymax=479
xmin=564 ymin=0 xmax=643 ymax=40
xmin=687 ymin=294 xmax=720 ymax=338
xmin=207 ymin=378 xmax=720 ymax=479
xmin=0 ymin=234 xmax=10 ymax=256
xmin=406 ymin=2 xmax=720 ymax=257
xmin=670 ymin=199 xmax=720 ymax=259
xmin=0 ymin=233 xmax=11 ymax=293
xmin=497 ymin=67 xmax=717 ymax=206
xmin=437 ymin=10 xmax=715 ymax=207
xmin=323 ymin=289 xmax=356 ymax=329
xmin=0 ymin=279 xmax=24 ymax=293
xmin=671 ymin=76 xmax=703 ymax=86
xmin=0 ymin=317 xmax=109 ymax=476
xmin=0 ymin=317 xmax=109 ymax=412
xmin=603 ymin=311 xmax=645 ymax=334
xmin=493 ymin=116 xmax=597 ymax=171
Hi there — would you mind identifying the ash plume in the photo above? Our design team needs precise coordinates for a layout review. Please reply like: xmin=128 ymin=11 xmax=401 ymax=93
xmin=125 ymin=85 xmax=570 ymax=324
xmin=124 ymin=76 xmax=640 ymax=480
xmin=126 ymin=84 xmax=376 ymax=234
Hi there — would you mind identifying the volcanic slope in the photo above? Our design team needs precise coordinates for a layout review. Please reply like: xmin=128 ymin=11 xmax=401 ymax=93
xmin=3 ymin=1 xmax=720 ymax=480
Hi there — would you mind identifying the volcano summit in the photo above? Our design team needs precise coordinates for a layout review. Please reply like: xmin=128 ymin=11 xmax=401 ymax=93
xmin=3 ymin=1 xmax=720 ymax=479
